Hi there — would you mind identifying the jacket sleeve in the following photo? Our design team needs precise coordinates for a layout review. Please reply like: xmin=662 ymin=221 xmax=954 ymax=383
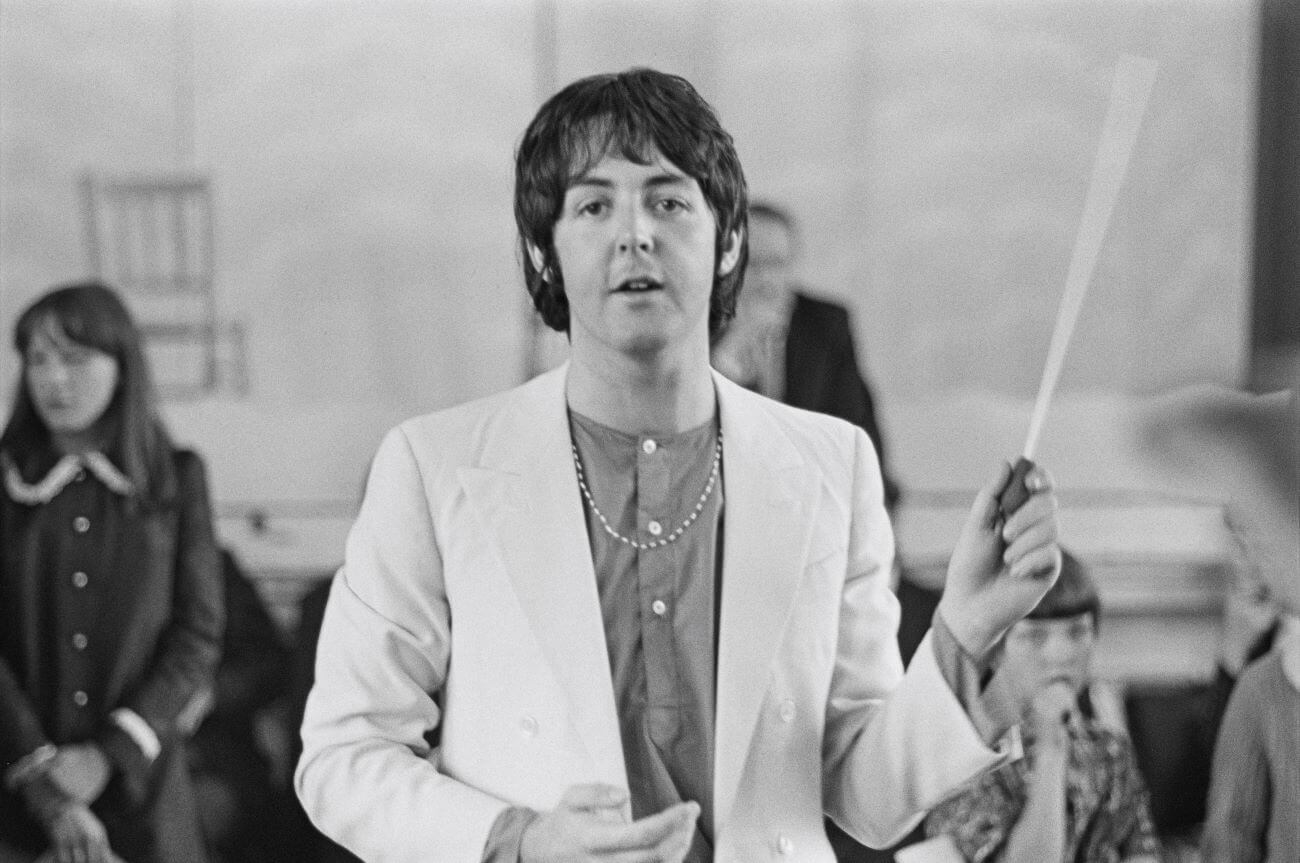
xmin=822 ymin=428 xmax=1003 ymax=848
xmin=0 ymin=502 xmax=53 ymax=768
xmin=96 ymin=450 xmax=225 ymax=788
xmin=0 ymin=658 xmax=52 ymax=771
xmin=295 ymin=426 xmax=510 ymax=862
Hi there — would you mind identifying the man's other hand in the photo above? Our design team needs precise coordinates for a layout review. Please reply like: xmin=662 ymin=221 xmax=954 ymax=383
xmin=521 ymin=783 xmax=699 ymax=862
xmin=939 ymin=461 xmax=1062 ymax=657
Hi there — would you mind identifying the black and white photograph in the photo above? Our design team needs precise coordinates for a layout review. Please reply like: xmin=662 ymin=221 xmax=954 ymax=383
xmin=1 ymin=2 xmax=1296 ymax=861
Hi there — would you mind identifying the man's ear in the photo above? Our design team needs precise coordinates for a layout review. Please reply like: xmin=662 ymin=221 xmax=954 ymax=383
xmin=526 ymin=242 xmax=548 ymax=277
xmin=717 ymin=228 xmax=743 ymax=277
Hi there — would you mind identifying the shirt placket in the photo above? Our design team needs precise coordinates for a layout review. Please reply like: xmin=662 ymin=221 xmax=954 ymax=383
xmin=637 ymin=435 xmax=681 ymax=745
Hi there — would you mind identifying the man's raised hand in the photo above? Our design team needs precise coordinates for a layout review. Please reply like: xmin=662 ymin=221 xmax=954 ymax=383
xmin=938 ymin=461 xmax=1062 ymax=657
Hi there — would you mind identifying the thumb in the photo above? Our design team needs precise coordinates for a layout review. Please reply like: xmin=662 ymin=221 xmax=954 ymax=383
xmin=558 ymin=783 xmax=627 ymax=813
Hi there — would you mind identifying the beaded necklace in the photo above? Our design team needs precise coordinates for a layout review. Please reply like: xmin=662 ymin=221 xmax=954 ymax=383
xmin=571 ymin=430 xmax=722 ymax=551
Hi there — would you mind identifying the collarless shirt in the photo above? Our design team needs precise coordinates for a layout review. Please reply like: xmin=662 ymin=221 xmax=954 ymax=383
xmin=568 ymin=408 xmax=723 ymax=861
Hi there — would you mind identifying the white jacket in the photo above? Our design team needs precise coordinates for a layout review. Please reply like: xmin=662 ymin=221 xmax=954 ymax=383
xmin=296 ymin=365 xmax=1000 ymax=861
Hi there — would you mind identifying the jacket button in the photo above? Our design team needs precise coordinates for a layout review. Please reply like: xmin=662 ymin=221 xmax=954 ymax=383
xmin=520 ymin=715 xmax=539 ymax=737
xmin=73 ymin=516 xmax=90 ymax=533
xmin=72 ymin=633 xmax=88 ymax=651
xmin=778 ymin=699 xmax=796 ymax=722
xmin=72 ymin=571 xmax=89 ymax=589
xmin=72 ymin=690 xmax=88 ymax=707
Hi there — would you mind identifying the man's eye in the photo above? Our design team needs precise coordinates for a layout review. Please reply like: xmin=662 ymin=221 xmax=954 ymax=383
xmin=656 ymin=198 xmax=688 ymax=213
xmin=577 ymin=200 xmax=607 ymax=216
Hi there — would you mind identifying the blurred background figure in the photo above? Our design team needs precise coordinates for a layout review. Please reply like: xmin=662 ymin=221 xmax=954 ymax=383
xmin=1148 ymin=357 xmax=1299 ymax=863
xmin=184 ymin=547 xmax=300 ymax=863
xmin=913 ymin=549 xmax=1160 ymax=863
xmin=712 ymin=200 xmax=899 ymax=510
xmin=1125 ymin=351 xmax=1298 ymax=861
xmin=0 ymin=283 xmax=224 ymax=863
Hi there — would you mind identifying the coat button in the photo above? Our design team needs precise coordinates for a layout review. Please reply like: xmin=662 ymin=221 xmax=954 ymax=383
xmin=520 ymin=715 xmax=539 ymax=737
xmin=779 ymin=700 xmax=796 ymax=723
xmin=72 ymin=571 xmax=89 ymax=589
xmin=651 ymin=599 xmax=667 ymax=616
xmin=641 ymin=439 xmax=657 ymax=455
xmin=647 ymin=520 xmax=663 ymax=536
xmin=776 ymin=834 xmax=793 ymax=855
xmin=72 ymin=633 xmax=88 ymax=651
xmin=73 ymin=516 xmax=90 ymax=533
xmin=73 ymin=690 xmax=88 ymax=707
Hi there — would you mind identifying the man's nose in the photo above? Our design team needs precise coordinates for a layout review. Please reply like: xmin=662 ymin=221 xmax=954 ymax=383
xmin=615 ymin=204 xmax=654 ymax=254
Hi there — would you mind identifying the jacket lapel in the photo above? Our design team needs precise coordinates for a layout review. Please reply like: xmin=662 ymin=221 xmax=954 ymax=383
xmin=456 ymin=365 xmax=627 ymax=790
xmin=711 ymin=371 xmax=823 ymax=834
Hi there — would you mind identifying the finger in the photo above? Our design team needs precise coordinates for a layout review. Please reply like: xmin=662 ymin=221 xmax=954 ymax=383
xmin=1009 ymin=545 xmax=1061 ymax=581
xmin=588 ymin=801 xmax=699 ymax=853
xmin=969 ymin=461 xmax=1013 ymax=531
xmin=1024 ymin=464 xmax=1056 ymax=495
xmin=559 ymin=782 xmax=627 ymax=814
xmin=87 ymin=832 xmax=111 ymax=863
xmin=653 ymin=812 xmax=699 ymax=863
xmin=1002 ymin=519 xmax=1058 ymax=569
xmin=1001 ymin=484 xmax=1058 ymax=543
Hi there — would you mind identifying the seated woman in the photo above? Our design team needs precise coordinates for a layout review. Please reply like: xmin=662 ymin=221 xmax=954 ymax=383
xmin=914 ymin=550 xmax=1159 ymax=863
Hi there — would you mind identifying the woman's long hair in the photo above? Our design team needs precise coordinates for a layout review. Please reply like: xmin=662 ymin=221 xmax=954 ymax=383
xmin=0 ymin=281 xmax=176 ymax=507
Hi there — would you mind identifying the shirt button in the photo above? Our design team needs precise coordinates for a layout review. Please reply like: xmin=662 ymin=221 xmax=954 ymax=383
xmin=72 ymin=572 xmax=89 ymax=589
xmin=641 ymin=439 xmax=657 ymax=455
xmin=777 ymin=834 xmax=793 ymax=855
xmin=72 ymin=633 xmax=88 ymax=651
xmin=651 ymin=599 xmax=667 ymax=616
xmin=647 ymin=520 xmax=663 ymax=536
xmin=779 ymin=700 xmax=796 ymax=723
xmin=73 ymin=516 xmax=90 ymax=533
xmin=520 ymin=715 xmax=539 ymax=737
xmin=73 ymin=690 xmax=88 ymax=707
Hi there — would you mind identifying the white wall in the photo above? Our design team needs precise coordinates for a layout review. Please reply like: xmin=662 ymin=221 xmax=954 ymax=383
xmin=0 ymin=0 xmax=1258 ymax=506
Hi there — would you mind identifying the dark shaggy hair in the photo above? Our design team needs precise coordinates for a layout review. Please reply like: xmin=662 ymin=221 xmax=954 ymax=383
xmin=514 ymin=68 xmax=749 ymax=338
xmin=1 ymin=281 xmax=176 ymax=507
xmin=1026 ymin=548 xmax=1101 ymax=630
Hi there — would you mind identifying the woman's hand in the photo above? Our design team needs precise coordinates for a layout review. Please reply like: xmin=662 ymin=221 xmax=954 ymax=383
xmin=45 ymin=801 xmax=114 ymax=863
xmin=46 ymin=744 xmax=112 ymax=804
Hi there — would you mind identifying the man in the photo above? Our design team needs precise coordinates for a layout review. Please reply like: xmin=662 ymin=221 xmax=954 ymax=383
xmin=711 ymin=202 xmax=899 ymax=510
xmin=296 ymin=69 xmax=1061 ymax=863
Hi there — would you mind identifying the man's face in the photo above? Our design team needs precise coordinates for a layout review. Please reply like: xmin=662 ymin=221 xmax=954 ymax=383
xmin=542 ymin=147 xmax=739 ymax=360
xmin=743 ymin=213 xmax=796 ymax=308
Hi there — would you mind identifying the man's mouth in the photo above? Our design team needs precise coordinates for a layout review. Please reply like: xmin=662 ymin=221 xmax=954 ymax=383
xmin=614 ymin=278 xmax=663 ymax=293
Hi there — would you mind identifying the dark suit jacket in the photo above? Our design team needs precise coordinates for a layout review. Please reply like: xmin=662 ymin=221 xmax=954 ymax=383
xmin=784 ymin=292 xmax=899 ymax=510
xmin=0 ymin=448 xmax=223 ymax=862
